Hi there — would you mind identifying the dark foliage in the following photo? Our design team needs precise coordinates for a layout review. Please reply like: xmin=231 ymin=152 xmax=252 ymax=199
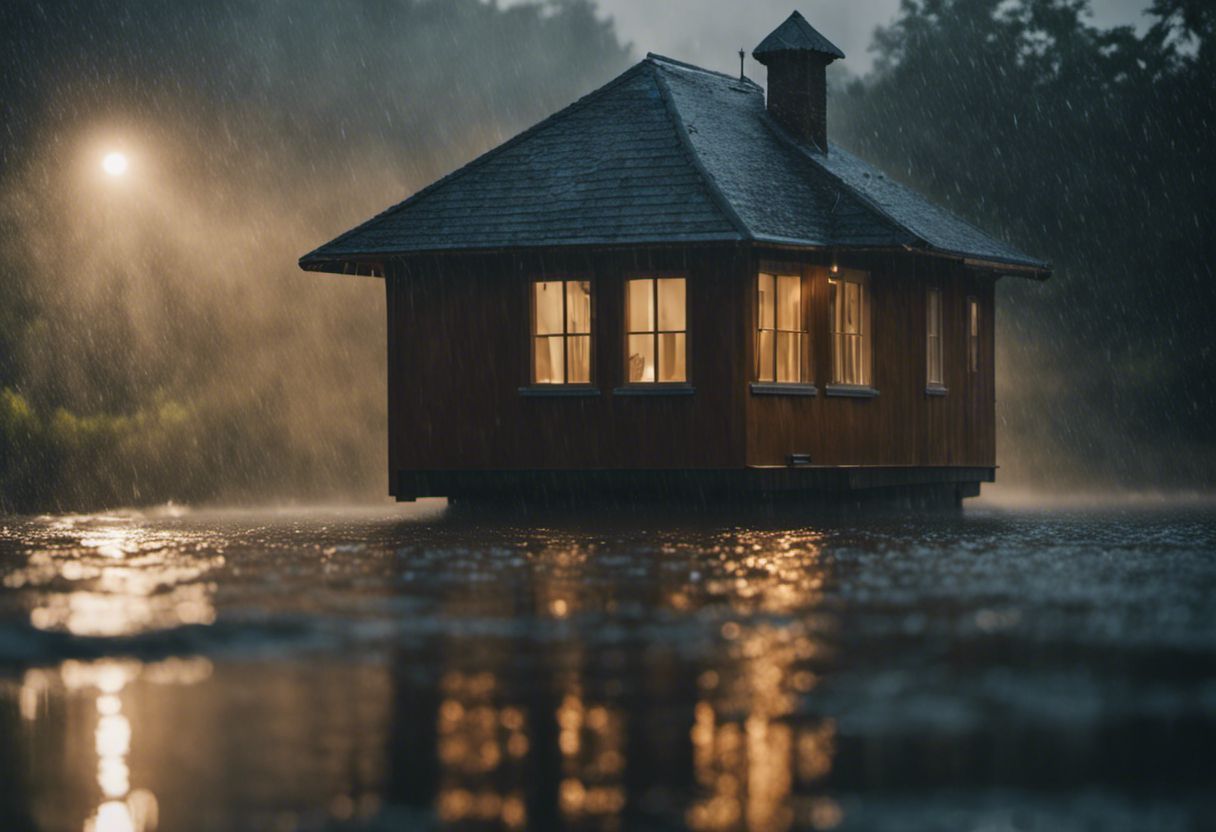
xmin=834 ymin=0 xmax=1216 ymax=485
xmin=0 ymin=0 xmax=629 ymax=512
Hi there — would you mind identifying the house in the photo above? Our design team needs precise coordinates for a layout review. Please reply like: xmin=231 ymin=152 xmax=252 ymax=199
xmin=300 ymin=11 xmax=1049 ymax=505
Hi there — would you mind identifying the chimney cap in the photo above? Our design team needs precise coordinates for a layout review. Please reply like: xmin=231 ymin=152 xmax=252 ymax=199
xmin=753 ymin=11 xmax=845 ymax=64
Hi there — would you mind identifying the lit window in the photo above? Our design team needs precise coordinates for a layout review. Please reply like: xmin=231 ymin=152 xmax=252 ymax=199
xmin=756 ymin=271 xmax=807 ymax=383
xmin=926 ymin=288 xmax=944 ymax=387
xmin=829 ymin=270 xmax=871 ymax=386
xmin=533 ymin=279 xmax=592 ymax=384
xmin=967 ymin=297 xmax=980 ymax=373
xmin=626 ymin=277 xmax=686 ymax=383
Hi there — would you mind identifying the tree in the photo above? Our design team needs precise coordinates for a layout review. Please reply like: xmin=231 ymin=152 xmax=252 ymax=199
xmin=834 ymin=0 xmax=1216 ymax=486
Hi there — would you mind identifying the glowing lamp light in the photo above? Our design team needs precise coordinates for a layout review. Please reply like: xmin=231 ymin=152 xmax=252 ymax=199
xmin=102 ymin=152 xmax=129 ymax=177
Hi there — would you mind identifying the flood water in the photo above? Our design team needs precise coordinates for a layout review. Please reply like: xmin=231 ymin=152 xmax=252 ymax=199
xmin=1 ymin=498 xmax=1214 ymax=831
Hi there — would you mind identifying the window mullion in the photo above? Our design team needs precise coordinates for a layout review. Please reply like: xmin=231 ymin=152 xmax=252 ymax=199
xmin=561 ymin=281 xmax=568 ymax=383
xmin=771 ymin=287 xmax=778 ymax=379
xmin=653 ymin=279 xmax=660 ymax=381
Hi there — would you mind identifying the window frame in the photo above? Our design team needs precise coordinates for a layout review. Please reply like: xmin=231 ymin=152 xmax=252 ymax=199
xmin=925 ymin=286 xmax=947 ymax=395
xmin=621 ymin=272 xmax=690 ymax=388
xmin=967 ymin=296 xmax=980 ymax=375
xmin=754 ymin=266 xmax=811 ymax=388
xmin=528 ymin=276 xmax=596 ymax=387
xmin=826 ymin=268 xmax=876 ymax=395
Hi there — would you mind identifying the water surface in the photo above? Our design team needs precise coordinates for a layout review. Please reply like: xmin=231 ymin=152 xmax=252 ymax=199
xmin=1 ymin=500 xmax=1214 ymax=831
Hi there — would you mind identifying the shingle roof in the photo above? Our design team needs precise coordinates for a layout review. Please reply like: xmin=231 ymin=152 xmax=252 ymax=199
xmin=752 ymin=11 xmax=845 ymax=62
xmin=301 ymin=54 xmax=1048 ymax=275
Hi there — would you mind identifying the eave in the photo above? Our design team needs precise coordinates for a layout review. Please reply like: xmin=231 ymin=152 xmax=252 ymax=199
xmin=298 ymin=236 xmax=1050 ymax=281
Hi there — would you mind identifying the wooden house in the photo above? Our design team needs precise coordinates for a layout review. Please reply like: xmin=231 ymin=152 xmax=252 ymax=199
xmin=300 ymin=11 xmax=1049 ymax=505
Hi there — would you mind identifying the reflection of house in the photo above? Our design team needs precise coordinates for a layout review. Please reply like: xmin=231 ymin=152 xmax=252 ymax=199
xmin=301 ymin=10 xmax=1048 ymax=504
xmin=689 ymin=625 xmax=838 ymax=832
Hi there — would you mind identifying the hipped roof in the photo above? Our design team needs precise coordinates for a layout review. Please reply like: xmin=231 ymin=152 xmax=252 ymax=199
xmin=301 ymin=54 xmax=1048 ymax=277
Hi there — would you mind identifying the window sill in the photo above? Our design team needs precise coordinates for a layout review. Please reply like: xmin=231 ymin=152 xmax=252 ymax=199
xmin=613 ymin=383 xmax=695 ymax=396
xmin=518 ymin=385 xmax=601 ymax=398
xmin=925 ymin=384 xmax=948 ymax=397
xmin=750 ymin=382 xmax=817 ymax=397
xmin=825 ymin=384 xmax=880 ymax=398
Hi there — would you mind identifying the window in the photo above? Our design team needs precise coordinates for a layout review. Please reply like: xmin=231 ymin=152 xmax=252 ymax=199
xmin=829 ymin=270 xmax=871 ymax=386
xmin=626 ymin=277 xmax=686 ymax=383
xmin=926 ymin=288 xmax=944 ymax=387
xmin=967 ymin=297 xmax=980 ymax=373
xmin=756 ymin=271 xmax=807 ymax=383
xmin=533 ymin=279 xmax=592 ymax=384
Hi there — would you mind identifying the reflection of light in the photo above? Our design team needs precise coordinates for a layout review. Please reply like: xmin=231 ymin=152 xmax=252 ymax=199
xmin=14 ymin=657 xmax=205 ymax=832
xmin=80 ymin=525 xmax=139 ymax=558
xmin=102 ymin=152 xmax=129 ymax=177
xmin=683 ymin=527 xmax=840 ymax=832
xmin=19 ymin=668 xmax=48 ymax=721
xmin=13 ymin=657 xmax=202 ymax=832
xmin=687 ymin=625 xmax=841 ymax=831
xmin=84 ymin=662 xmax=150 ymax=832
xmin=90 ymin=800 xmax=134 ymax=832
xmin=19 ymin=515 xmax=221 ymax=638
xmin=556 ymin=690 xmax=626 ymax=822
xmin=97 ymin=713 xmax=131 ymax=760
xmin=436 ymin=671 xmax=528 ymax=829
xmin=30 ymin=582 xmax=216 ymax=637
xmin=531 ymin=537 xmax=594 ymax=618
xmin=99 ymin=755 xmax=131 ymax=798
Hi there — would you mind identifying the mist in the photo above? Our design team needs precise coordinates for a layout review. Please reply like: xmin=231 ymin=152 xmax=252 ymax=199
xmin=0 ymin=0 xmax=629 ymax=510
xmin=0 ymin=0 xmax=1212 ymax=511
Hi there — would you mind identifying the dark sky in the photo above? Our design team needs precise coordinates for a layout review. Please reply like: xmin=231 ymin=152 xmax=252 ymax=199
xmin=528 ymin=0 xmax=1152 ymax=76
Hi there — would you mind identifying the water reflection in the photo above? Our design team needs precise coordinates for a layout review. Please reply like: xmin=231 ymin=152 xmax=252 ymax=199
xmin=8 ymin=512 xmax=220 ymax=638
xmin=14 ymin=658 xmax=212 ymax=832
xmin=1 ymin=511 xmax=850 ymax=830
xmin=688 ymin=623 xmax=839 ymax=831
xmin=556 ymin=691 xmax=625 ymax=826
xmin=435 ymin=671 xmax=529 ymax=828
xmin=397 ymin=523 xmax=841 ymax=831
xmin=7 ymin=507 xmax=1207 ymax=829
xmin=663 ymin=530 xmax=838 ymax=830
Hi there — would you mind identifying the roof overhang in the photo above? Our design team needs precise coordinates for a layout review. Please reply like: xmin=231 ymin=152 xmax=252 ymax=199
xmin=298 ymin=256 xmax=385 ymax=277
xmin=962 ymin=256 xmax=1051 ymax=280
xmin=299 ymin=239 xmax=1050 ymax=281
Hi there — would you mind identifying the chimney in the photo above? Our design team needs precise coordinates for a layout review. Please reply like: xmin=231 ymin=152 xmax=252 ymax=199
xmin=753 ymin=11 xmax=845 ymax=154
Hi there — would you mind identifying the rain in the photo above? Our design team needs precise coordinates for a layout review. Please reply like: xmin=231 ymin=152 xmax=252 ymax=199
xmin=0 ymin=1 xmax=1214 ymax=830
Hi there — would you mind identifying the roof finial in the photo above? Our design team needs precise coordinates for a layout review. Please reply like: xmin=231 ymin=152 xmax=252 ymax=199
xmin=738 ymin=49 xmax=745 ymax=80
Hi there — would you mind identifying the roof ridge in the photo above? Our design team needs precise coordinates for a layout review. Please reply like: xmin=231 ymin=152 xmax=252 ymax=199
xmin=646 ymin=52 xmax=760 ymax=88
xmin=300 ymin=61 xmax=653 ymax=267
xmin=649 ymin=63 xmax=753 ymax=241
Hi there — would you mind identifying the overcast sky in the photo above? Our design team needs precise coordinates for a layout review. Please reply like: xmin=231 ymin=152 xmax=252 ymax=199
xmin=563 ymin=0 xmax=1153 ymax=77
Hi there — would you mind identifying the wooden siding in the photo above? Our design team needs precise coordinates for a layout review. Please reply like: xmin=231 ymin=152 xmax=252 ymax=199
xmin=744 ymin=249 xmax=997 ymax=468
xmin=386 ymin=247 xmax=750 ymax=489
xmin=385 ymin=244 xmax=997 ymax=496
